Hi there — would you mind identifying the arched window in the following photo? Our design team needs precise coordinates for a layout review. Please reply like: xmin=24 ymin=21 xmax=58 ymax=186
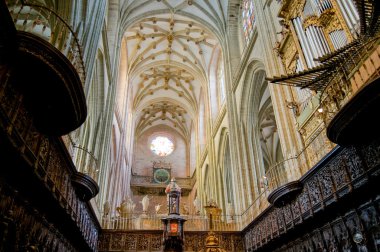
xmin=242 ymin=0 xmax=256 ymax=43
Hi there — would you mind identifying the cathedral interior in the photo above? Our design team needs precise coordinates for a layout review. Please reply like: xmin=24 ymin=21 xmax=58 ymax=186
xmin=0 ymin=0 xmax=380 ymax=251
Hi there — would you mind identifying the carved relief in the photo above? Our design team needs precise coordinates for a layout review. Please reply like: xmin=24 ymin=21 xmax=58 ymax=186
xmin=361 ymin=140 xmax=380 ymax=170
xmin=1 ymin=81 xmax=18 ymax=117
xmin=279 ymin=37 xmax=298 ymax=74
xmin=332 ymin=219 xmax=352 ymax=251
xmin=0 ymin=79 xmax=99 ymax=251
xmin=303 ymin=15 xmax=321 ymax=29
xmin=38 ymin=136 xmax=50 ymax=167
xmin=308 ymin=177 xmax=322 ymax=206
xmin=0 ymin=182 xmax=83 ymax=252
xmin=13 ymin=102 xmax=31 ymax=136
xmin=266 ymin=217 xmax=272 ymax=240
xmin=291 ymin=200 xmax=301 ymax=221
xmin=277 ymin=208 xmax=285 ymax=231
xmin=330 ymin=157 xmax=349 ymax=190
xmin=360 ymin=205 xmax=378 ymax=230
xmin=137 ymin=234 xmax=149 ymax=250
xmin=241 ymin=141 xmax=380 ymax=251
xmin=284 ymin=204 xmax=293 ymax=225
xmin=343 ymin=147 xmax=365 ymax=180
xmin=319 ymin=9 xmax=343 ymax=34
xmin=25 ymin=126 xmax=40 ymax=154
xmin=322 ymin=225 xmax=339 ymax=251
xmin=289 ymin=0 xmax=307 ymax=19
xmin=150 ymin=235 xmax=162 ymax=251
xmin=299 ymin=191 xmax=311 ymax=214
xmin=318 ymin=167 xmax=334 ymax=198
xmin=271 ymin=210 xmax=279 ymax=234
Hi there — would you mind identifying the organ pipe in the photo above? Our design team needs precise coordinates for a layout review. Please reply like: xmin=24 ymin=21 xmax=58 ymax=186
xmin=329 ymin=29 xmax=348 ymax=50
xmin=293 ymin=17 xmax=315 ymax=67
xmin=336 ymin=0 xmax=359 ymax=34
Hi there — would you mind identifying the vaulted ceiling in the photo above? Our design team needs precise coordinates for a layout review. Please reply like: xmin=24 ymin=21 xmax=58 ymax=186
xmin=120 ymin=0 xmax=228 ymax=140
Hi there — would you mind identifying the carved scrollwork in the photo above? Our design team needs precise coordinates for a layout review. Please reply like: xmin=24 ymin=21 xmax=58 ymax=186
xmin=277 ymin=208 xmax=285 ymax=230
xmin=330 ymin=157 xmax=349 ymax=190
xmin=280 ymin=37 xmax=298 ymax=74
xmin=307 ymin=177 xmax=322 ymax=206
xmin=284 ymin=204 xmax=293 ymax=225
xmin=343 ymin=147 xmax=365 ymax=180
xmin=303 ymin=15 xmax=321 ymax=29
xmin=361 ymin=141 xmax=380 ymax=170
xmin=319 ymin=8 xmax=343 ymax=34
xmin=318 ymin=167 xmax=334 ymax=198
xmin=299 ymin=191 xmax=311 ymax=213
xmin=289 ymin=0 xmax=307 ymax=19
xmin=325 ymin=15 xmax=343 ymax=34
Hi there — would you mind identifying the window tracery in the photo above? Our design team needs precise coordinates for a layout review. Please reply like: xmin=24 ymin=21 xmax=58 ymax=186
xmin=150 ymin=136 xmax=174 ymax=156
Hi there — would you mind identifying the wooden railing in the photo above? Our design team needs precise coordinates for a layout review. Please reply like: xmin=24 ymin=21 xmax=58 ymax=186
xmin=0 ymin=67 xmax=98 ymax=251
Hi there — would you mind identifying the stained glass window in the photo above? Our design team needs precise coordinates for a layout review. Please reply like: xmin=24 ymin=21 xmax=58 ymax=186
xmin=242 ymin=0 xmax=255 ymax=43
xmin=150 ymin=136 xmax=174 ymax=156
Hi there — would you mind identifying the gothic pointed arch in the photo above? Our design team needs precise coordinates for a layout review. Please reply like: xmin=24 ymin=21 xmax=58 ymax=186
xmin=240 ymin=60 xmax=284 ymax=194
xmin=216 ymin=127 xmax=235 ymax=217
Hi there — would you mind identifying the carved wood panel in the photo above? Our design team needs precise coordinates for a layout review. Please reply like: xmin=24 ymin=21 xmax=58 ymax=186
xmin=99 ymin=231 xmax=244 ymax=252
xmin=243 ymin=140 xmax=380 ymax=251
xmin=0 ymin=66 xmax=99 ymax=251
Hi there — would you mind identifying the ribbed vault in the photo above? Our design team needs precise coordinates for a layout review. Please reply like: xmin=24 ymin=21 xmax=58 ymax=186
xmin=120 ymin=0 xmax=226 ymax=144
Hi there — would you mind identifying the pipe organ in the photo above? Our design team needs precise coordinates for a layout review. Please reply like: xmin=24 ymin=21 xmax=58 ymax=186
xmin=275 ymin=0 xmax=360 ymax=116
xmin=336 ymin=0 xmax=360 ymax=35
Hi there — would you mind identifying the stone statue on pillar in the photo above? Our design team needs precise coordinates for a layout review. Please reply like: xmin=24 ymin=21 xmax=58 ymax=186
xmin=116 ymin=197 xmax=135 ymax=218
xmin=155 ymin=204 xmax=162 ymax=214
xmin=140 ymin=195 xmax=151 ymax=214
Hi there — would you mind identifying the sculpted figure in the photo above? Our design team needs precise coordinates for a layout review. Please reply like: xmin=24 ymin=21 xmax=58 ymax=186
xmin=155 ymin=204 xmax=162 ymax=214
xmin=103 ymin=201 xmax=110 ymax=217
xmin=140 ymin=195 xmax=151 ymax=213
xmin=117 ymin=197 xmax=135 ymax=217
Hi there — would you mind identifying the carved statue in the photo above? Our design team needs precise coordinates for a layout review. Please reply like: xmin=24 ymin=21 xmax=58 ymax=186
xmin=171 ymin=198 xmax=177 ymax=213
xmin=155 ymin=204 xmax=162 ymax=214
xmin=193 ymin=196 xmax=201 ymax=214
xmin=286 ymin=100 xmax=300 ymax=116
xmin=182 ymin=203 xmax=189 ymax=215
xmin=116 ymin=197 xmax=135 ymax=218
xmin=103 ymin=201 xmax=110 ymax=217
xmin=260 ymin=176 xmax=269 ymax=192
xmin=140 ymin=195 xmax=151 ymax=213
